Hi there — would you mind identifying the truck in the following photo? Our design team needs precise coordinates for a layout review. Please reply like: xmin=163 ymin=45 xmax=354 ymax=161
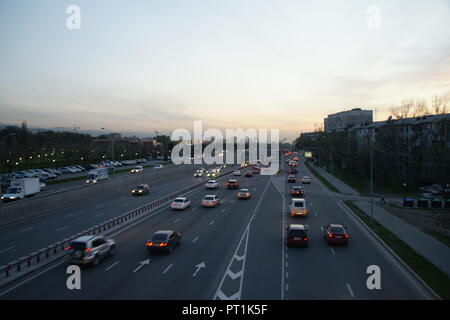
xmin=1 ymin=178 xmax=41 ymax=203
xmin=86 ymin=168 xmax=109 ymax=184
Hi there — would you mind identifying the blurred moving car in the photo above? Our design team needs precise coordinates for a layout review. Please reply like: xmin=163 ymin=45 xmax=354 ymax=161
xmin=289 ymin=198 xmax=308 ymax=217
xmin=201 ymin=195 xmax=221 ymax=207
xmin=170 ymin=197 xmax=191 ymax=210
xmin=66 ymin=235 xmax=115 ymax=266
xmin=245 ymin=171 xmax=253 ymax=177
xmin=131 ymin=166 xmax=144 ymax=174
xmin=237 ymin=189 xmax=251 ymax=199
xmin=132 ymin=184 xmax=150 ymax=196
xmin=286 ymin=224 xmax=309 ymax=247
xmin=323 ymin=224 xmax=349 ymax=245
xmin=302 ymin=176 xmax=311 ymax=184
xmin=227 ymin=179 xmax=239 ymax=189
xmin=233 ymin=170 xmax=241 ymax=176
xmin=290 ymin=186 xmax=304 ymax=197
xmin=154 ymin=164 xmax=164 ymax=170
xmin=146 ymin=231 xmax=181 ymax=254
xmin=206 ymin=180 xmax=219 ymax=189
xmin=287 ymin=175 xmax=296 ymax=183
xmin=194 ymin=170 xmax=204 ymax=177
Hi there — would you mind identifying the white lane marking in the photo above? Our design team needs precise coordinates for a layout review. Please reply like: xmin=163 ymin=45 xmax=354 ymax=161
xmin=330 ymin=248 xmax=336 ymax=256
xmin=105 ymin=261 xmax=119 ymax=272
xmin=162 ymin=264 xmax=173 ymax=274
xmin=192 ymin=236 xmax=199 ymax=243
xmin=286 ymin=284 xmax=289 ymax=291
xmin=346 ymin=283 xmax=355 ymax=298
xmin=65 ymin=213 xmax=76 ymax=218
xmin=230 ymin=200 xmax=234 ymax=203
xmin=56 ymin=226 xmax=67 ymax=232
xmin=0 ymin=246 xmax=14 ymax=254
xmin=174 ymin=218 xmax=181 ymax=224
xmin=286 ymin=272 xmax=289 ymax=279
xmin=122 ymin=203 xmax=128 ymax=207
xmin=209 ymin=220 xmax=215 ymax=226
xmin=21 ymin=227 xmax=33 ymax=232
xmin=95 ymin=213 xmax=103 ymax=217
xmin=320 ymin=226 xmax=324 ymax=231
xmin=132 ymin=259 xmax=150 ymax=273
xmin=95 ymin=204 xmax=103 ymax=208
xmin=314 ymin=212 xmax=318 ymax=217
xmin=192 ymin=207 xmax=197 ymax=211
xmin=221 ymin=208 xmax=226 ymax=212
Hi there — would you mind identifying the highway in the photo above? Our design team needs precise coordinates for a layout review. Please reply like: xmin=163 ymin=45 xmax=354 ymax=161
xmin=0 ymin=157 xmax=435 ymax=299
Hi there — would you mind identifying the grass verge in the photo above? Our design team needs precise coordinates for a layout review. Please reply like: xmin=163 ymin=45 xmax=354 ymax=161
xmin=304 ymin=162 xmax=341 ymax=193
xmin=343 ymin=200 xmax=449 ymax=299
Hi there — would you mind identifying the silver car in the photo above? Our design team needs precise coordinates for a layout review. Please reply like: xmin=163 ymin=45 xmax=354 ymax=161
xmin=66 ymin=235 xmax=115 ymax=266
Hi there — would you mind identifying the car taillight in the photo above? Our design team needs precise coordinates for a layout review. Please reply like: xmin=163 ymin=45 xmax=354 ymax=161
xmin=291 ymin=210 xmax=295 ymax=214
xmin=345 ymin=234 xmax=349 ymax=238
xmin=201 ymin=201 xmax=205 ymax=204
xmin=304 ymin=238 xmax=308 ymax=241
xmin=160 ymin=243 xmax=168 ymax=247
xmin=64 ymin=246 xmax=72 ymax=251
xmin=328 ymin=234 xmax=333 ymax=238
xmin=146 ymin=242 xmax=153 ymax=246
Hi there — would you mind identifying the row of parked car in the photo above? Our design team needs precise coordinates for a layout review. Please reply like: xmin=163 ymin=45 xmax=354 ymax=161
xmin=0 ymin=158 xmax=149 ymax=192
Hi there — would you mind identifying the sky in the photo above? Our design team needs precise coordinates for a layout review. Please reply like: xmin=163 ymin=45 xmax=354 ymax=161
xmin=0 ymin=0 xmax=449 ymax=141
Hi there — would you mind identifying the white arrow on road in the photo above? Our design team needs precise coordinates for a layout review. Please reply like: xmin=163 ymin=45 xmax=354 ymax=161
xmin=132 ymin=258 xmax=150 ymax=273
xmin=193 ymin=262 xmax=206 ymax=277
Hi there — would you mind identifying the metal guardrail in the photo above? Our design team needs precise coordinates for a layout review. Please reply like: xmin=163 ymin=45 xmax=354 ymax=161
xmin=0 ymin=165 xmax=241 ymax=280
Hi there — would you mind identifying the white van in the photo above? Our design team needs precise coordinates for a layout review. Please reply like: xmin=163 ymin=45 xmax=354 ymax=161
xmin=289 ymin=198 xmax=308 ymax=217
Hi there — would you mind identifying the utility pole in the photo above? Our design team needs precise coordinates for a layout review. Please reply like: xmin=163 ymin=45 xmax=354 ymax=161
xmin=370 ymin=128 xmax=374 ymax=223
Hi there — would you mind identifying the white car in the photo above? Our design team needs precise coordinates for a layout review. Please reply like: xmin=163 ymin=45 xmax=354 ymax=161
xmin=170 ymin=197 xmax=191 ymax=210
xmin=154 ymin=165 xmax=164 ymax=170
xmin=302 ymin=176 xmax=311 ymax=184
xmin=131 ymin=166 xmax=144 ymax=174
xmin=233 ymin=170 xmax=241 ymax=176
xmin=289 ymin=198 xmax=308 ymax=217
xmin=201 ymin=195 xmax=221 ymax=207
xmin=194 ymin=170 xmax=204 ymax=177
xmin=206 ymin=180 xmax=219 ymax=189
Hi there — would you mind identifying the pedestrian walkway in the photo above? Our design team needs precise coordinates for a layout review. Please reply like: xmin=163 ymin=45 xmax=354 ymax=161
xmin=304 ymin=159 xmax=450 ymax=278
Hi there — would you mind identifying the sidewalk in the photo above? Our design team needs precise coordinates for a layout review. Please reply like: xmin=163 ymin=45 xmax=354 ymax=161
xmin=305 ymin=160 xmax=450 ymax=278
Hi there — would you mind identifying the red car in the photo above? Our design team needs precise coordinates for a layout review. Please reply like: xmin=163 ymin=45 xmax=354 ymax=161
xmin=287 ymin=224 xmax=309 ymax=247
xmin=245 ymin=171 xmax=253 ymax=177
xmin=290 ymin=186 xmax=304 ymax=197
xmin=323 ymin=224 xmax=349 ymax=245
xmin=227 ymin=179 xmax=239 ymax=189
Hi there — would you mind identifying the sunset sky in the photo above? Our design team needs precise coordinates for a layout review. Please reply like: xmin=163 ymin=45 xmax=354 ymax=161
xmin=0 ymin=0 xmax=449 ymax=140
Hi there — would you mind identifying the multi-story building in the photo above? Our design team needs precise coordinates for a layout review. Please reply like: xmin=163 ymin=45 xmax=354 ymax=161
xmin=324 ymin=108 xmax=373 ymax=133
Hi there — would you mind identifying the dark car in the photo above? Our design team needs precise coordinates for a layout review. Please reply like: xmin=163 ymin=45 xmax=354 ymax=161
xmin=252 ymin=167 xmax=261 ymax=174
xmin=286 ymin=224 xmax=309 ymax=247
xmin=290 ymin=186 xmax=304 ymax=197
xmin=146 ymin=230 xmax=181 ymax=254
xmin=288 ymin=168 xmax=298 ymax=174
xmin=227 ymin=179 xmax=239 ymax=189
xmin=323 ymin=224 xmax=349 ymax=245
xmin=287 ymin=175 xmax=296 ymax=183
xmin=132 ymin=184 xmax=150 ymax=196
xmin=244 ymin=171 xmax=253 ymax=177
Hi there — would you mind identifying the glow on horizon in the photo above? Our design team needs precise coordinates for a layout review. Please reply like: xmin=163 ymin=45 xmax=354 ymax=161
xmin=0 ymin=0 xmax=449 ymax=140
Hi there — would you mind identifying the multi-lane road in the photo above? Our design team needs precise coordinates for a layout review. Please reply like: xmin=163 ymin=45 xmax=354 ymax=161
xmin=0 ymin=156 xmax=436 ymax=299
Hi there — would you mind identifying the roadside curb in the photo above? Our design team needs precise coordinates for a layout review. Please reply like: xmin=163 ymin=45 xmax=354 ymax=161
xmin=339 ymin=200 xmax=441 ymax=300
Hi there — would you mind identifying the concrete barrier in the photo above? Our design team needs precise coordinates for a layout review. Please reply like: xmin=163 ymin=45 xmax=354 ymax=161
xmin=0 ymin=164 xmax=202 ymax=226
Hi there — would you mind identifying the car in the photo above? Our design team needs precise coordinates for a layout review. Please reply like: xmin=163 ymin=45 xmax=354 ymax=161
xmin=323 ymin=224 xmax=349 ymax=245
xmin=131 ymin=166 xmax=144 ymax=174
xmin=154 ymin=164 xmax=164 ymax=170
xmin=290 ymin=186 xmax=304 ymax=197
xmin=170 ymin=197 xmax=191 ymax=210
xmin=302 ymin=176 xmax=311 ymax=184
xmin=131 ymin=184 xmax=150 ymax=196
xmin=60 ymin=167 xmax=75 ymax=174
xmin=288 ymin=161 xmax=298 ymax=167
xmin=293 ymin=157 xmax=299 ymax=161
xmin=286 ymin=224 xmax=309 ymax=247
xmin=287 ymin=175 xmax=296 ymax=183
xmin=73 ymin=165 xmax=86 ymax=172
xmin=65 ymin=235 xmax=115 ymax=266
xmin=233 ymin=170 xmax=241 ymax=176
xmin=288 ymin=168 xmax=298 ymax=174
xmin=221 ymin=164 xmax=227 ymax=169
xmin=289 ymin=198 xmax=308 ymax=217
xmin=193 ymin=170 xmax=204 ymax=177
xmin=252 ymin=167 xmax=261 ymax=174
xmin=68 ymin=166 xmax=82 ymax=173
xmin=237 ymin=189 xmax=251 ymax=199
xmin=206 ymin=180 xmax=219 ymax=189
xmin=206 ymin=170 xmax=216 ymax=178
xmin=40 ymin=182 xmax=46 ymax=191
xmin=227 ymin=179 xmax=239 ymax=189
xmin=245 ymin=171 xmax=253 ymax=177
xmin=146 ymin=230 xmax=181 ymax=254
xmin=201 ymin=195 xmax=221 ymax=207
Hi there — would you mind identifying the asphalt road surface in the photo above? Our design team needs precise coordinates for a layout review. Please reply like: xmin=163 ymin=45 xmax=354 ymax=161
xmin=0 ymin=158 xmax=434 ymax=299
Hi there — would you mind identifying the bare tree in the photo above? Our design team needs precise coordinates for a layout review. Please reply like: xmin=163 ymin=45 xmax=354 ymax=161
xmin=412 ymin=99 xmax=430 ymax=117
xmin=431 ymin=95 xmax=448 ymax=115
xmin=390 ymin=99 xmax=413 ymax=119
